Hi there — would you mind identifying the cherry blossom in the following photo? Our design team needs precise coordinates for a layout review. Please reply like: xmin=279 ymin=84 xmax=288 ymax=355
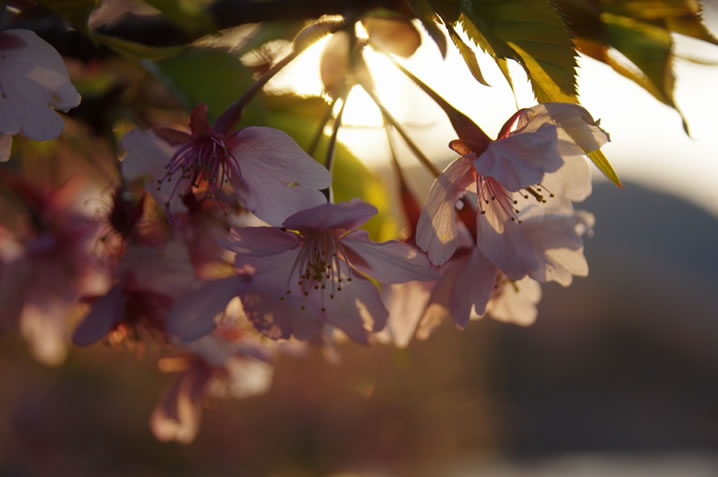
xmin=120 ymin=103 xmax=331 ymax=224
xmin=169 ymin=199 xmax=438 ymax=344
xmin=417 ymin=103 xmax=607 ymax=284
xmin=0 ymin=29 xmax=81 ymax=161
xmin=0 ymin=175 xmax=108 ymax=364
xmin=150 ymin=333 xmax=274 ymax=444
xmin=72 ymin=240 xmax=198 ymax=346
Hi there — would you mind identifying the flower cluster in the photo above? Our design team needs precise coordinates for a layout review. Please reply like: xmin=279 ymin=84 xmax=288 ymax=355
xmin=0 ymin=20 xmax=611 ymax=444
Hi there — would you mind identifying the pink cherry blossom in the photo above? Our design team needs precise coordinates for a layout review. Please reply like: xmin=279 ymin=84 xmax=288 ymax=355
xmin=0 ymin=29 xmax=81 ymax=161
xmin=72 ymin=240 xmax=198 ymax=346
xmin=169 ymin=199 xmax=438 ymax=344
xmin=120 ymin=103 xmax=331 ymax=224
xmin=486 ymin=276 xmax=542 ymax=326
xmin=0 ymin=174 xmax=109 ymax=364
xmin=150 ymin=333 xmax=274 ymax=444
xmin=417 ymin=103 xmax=607 ymax=285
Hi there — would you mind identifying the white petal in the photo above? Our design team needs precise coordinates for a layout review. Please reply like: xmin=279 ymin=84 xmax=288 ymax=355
xmin=474 ymin=123 xmax=562 ymax=191
xmin=517 ymin=103 xmax=609 ymax=155
xmin=416 ymin=156 xmax=475 ymax=266
xmin=322 ymin=274 xmax=387 ymax=344
xmin=487 ymin=277 xmax=541 ymax=326
xmin=223 ymin=226 xmax=300 ymax=257
xmin=120 ymin=128 xmax=188 ymax=213
xmin=341 ymin=229 xmax=439 ymax=283
xmin=150 ymin=367 xmax=207 ymax=444
xmin=452 ymin=248 xmax=497 ymax=324
xmin=0 ymin=29 xmax=80 ymax=140
xmin=166 ymin=276 xmax=249 ymax=342
xmin=380 ymin=281 xmax=433 ymax=348
xmin=282 ymin=199 xmax=376 ymax=231
xmin=540 ymin=154 xmax=592 ymax=203
xmin=233 ymin=127 xmax=331 ymax=225
xmin=72 ymin=285 xmax=126 ymax=346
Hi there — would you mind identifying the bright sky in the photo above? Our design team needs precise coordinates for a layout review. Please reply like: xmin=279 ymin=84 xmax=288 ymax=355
xmin=275 ymin=18 xmax=718 ymax=217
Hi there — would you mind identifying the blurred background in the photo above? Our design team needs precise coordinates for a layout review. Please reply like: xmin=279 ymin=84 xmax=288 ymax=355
xmin=2 ymin=1 xmax=718 ymax=476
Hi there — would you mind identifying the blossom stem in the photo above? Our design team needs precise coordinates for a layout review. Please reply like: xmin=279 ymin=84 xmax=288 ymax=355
xmin=386 ymin=56 xmax=492 ymax=152
xmin=360 ymin=81 xmax=440 ymax=178
xmin=321 ymin=88 xmax=349 ymax=201
xmin=213 ymin=51 xmax=299 ymax=134
xmin=214 ymin=17 xmax=347 ymax=135
xmin=385 ymin=123 xmax=421 ymax=241
xmin=308 ymin=95 xmax=340 ymax=156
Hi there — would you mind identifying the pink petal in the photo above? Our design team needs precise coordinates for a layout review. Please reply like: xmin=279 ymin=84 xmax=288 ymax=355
xmin=240 ymin=289 xmax=322 ymax=340
xmin=282 ymin=198 xmax=376 ymax=231
xmin=451 ymin=248 xmax=497 ymax=325
xmin=518 ymin=103 xmax=610 ymax=155
xmin=118 ymin=241 xmax=196 ymax=299
xmin=0 ymin=29 xmax=80 ymax=140
xmin=223 ymin=226 xmax=300 ymax=257
xmin=473 ymin=122 xmax=562 ymax=192
xmin=341 ymin=229 xmax=438 ymax=283
xmin=120 ymin=128 xmax=188 ymax=213
xmin=487 ymin=277 xmax=541 ymax=326
xmin=540 ymin=153 xmax=592 ymax=202
xmin=233 ymin=126 xmax=331 ymax=225
xmin=477 ymin=206 xmax=533 ymax=281
xmin=72 ymin=285 xmax=126 ymax=346
xmin=150 ymin=365 xmax=211 ymax=444
xmin=416 ymin=156 xmax=476 ymax=266
xmin=0 ymin=134 xmax=11 ymax=162
xmin=321 ymin=273 xmax=387 ymax=344
xmin=166 ymin=276 xmax=250 ymax=342
xmin=380 ymin=281 xmax=433 ymax=348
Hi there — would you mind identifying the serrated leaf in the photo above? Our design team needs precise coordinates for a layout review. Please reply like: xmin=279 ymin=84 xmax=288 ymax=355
xmin=447 ymin=24 xmax=489 ymax=85
xmin=409 ymin=0 xmax=449 ymax=57
xmin=556 ymin=0 xmax=716 ymax=133
xmin=428 ymin=0 xmax=460 ymax=23
xmin=458 ymin=0 xmax=579 ymax=103
xmin=600 ymin=11 xmax=691 ymax=132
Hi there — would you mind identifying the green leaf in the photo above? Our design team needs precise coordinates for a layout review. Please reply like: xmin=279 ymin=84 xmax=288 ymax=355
xmin=93 ymin=33 xmax=187 ymax=60
xmin=458 ymin=0 xmax=579 ymax=103
xmin=408 ymin=0 xmax=449 ymax=57
xmin=601 ymin=13 xmax=680 ymax=106
xmin=39 ymin=0 xmax=98 ymax=32
xmin=149 ymin=47 xmax=255 ymax=119
xmin=587 ymin=149 xmax=622 ymax=187
xmin=147 ymin=46 xmax=396 ymax=239
xmin=556 ymin=0 xmax=717 ymax=132
xmin=142 ymin=0 xmax=215 ymax=34
xmin=446 ymin=24 xmax=490 ymax=85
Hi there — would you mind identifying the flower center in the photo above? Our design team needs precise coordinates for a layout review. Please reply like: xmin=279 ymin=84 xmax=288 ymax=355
xmin=280 ymin=229 xmax=353 ymax=312
xmin=475 ymin=174 xmax=555 ymax=224
xmin=157 ymin=132 xmax=242 ymax=207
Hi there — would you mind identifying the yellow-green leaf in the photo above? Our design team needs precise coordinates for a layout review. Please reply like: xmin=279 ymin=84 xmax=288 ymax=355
xmin=447 ymin=24 xmax=490 ymax=86
xmin=458 ymin=0 xmax=579 ymax=103
xmin=588 ymin=149 xmax=622 ymax=187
